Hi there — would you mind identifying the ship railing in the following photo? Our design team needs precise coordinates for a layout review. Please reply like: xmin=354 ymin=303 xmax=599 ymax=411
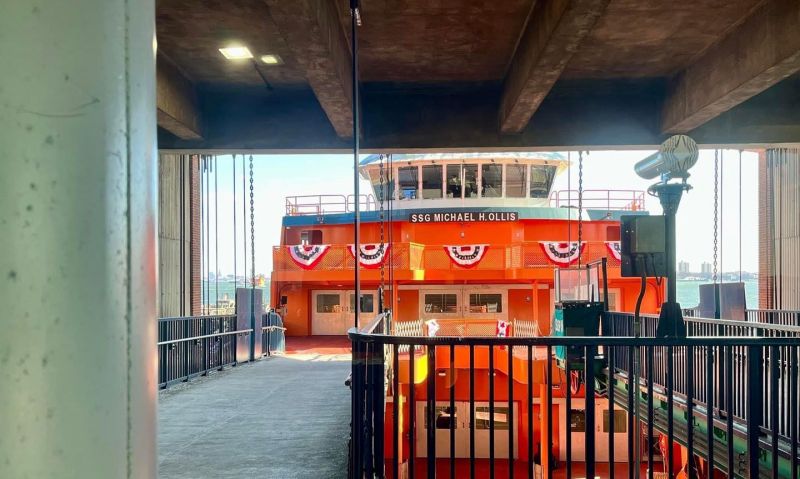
xmin=273 ymin=241 xmax=620 ymax=272
xmin=549 ymin=189 xmax=646 ymax=211
xmin=273 ymin=243 xmax=422 ymax=272
xmin=608 ymin=310 xmax=800 ymax=443
xmin=157 ymin=311 xmax=286 ymax=389
xmin=349 ymin=325 xmax=800 ymax=479
xmin=284 ymin=194 xmax=377 ymax=216
xmin=157 ymin=314 xmax=241 ymax=389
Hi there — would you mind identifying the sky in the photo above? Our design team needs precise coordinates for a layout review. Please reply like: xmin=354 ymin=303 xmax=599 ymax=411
xmin=201 ymin=150 xmax=759 ymax=277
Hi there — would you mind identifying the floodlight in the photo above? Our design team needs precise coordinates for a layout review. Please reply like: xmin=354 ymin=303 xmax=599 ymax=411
xmin=635 ymin=135 xmax=699 ymax=181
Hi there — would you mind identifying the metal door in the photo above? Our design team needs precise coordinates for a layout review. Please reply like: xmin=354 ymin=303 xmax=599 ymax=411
xmin=311 ymin=291 xmax=346 ymax=335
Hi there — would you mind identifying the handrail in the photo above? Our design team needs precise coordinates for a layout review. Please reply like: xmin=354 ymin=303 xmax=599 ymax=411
xmin=686 ymin=316 xmax=800 ymax=334
xmin=158 ymin=314 xmax=236 ymax=322
xmin=359 ymin=311 xmax=391 ymax=335
xmin=285 ymin=194 xmax=376 ymax=216
xmin=157 ymin=328 xmax=253 ymax=346
xmin=348 ymin=328 xmax=799 ymax=346
xmin=549 ymin=189 xmax=646 ymax=211
xmin=608 ymin=309 xmax=800 ymax=335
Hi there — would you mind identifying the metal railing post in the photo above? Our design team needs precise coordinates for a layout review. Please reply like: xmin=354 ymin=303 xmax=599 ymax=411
xmin=585 ymin=345 xmax=596 ymax=479
xmin=746 ymin=344 xmax=764 ymax=477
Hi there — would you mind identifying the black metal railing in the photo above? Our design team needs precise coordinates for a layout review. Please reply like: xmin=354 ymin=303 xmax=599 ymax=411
xmin=607 ymin=309 xmax=800 ymax=339
xmin=349 ymin=317 xmax=800 ymax=479
xmin=158 ymin=315 xmax=243 ymax=388
xmin=157 ymin=311 xmax=287 ymax=389
xmin=262 ymin=311 xmax=287 ymax=357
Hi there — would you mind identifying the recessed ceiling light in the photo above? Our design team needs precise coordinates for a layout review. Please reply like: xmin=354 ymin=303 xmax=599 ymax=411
xmin=260 ymin=54 xmax=283 ymax=65
xmin=219 ymin=46 xmax=253 ymax=60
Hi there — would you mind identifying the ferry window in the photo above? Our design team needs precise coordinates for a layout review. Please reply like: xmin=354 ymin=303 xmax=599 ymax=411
xmin=350 ymin=294 xmax=374 ymax=313
xmin=570 ymin=409 xmax=586 ymax=432
xmin=300 ymin=229 xmax=322 ymax=245
xmin=603 ymin=410 xmax=627 ymax=433
xmin=398 ymin=166 xmax=418 ymax=200
xmin=481 ymin=164 xmax=502 ymax=198
xmin=316 ymin=294 xmax=341 ymax=313
xmin=422 ymin=165 xmax=443 ymax=199
xmin=424 ymin=293 xmax=458 ymax=313
xmin=446 ymin=165 xmax=461 ymax=198
xmin=506 ymin=164 xmax=527 ymax=198
xmin=425 ymin=405 xmax=458 ymax=429
xmin=469 ymin=293 xmax=502 ymax=313
xmin=464 ymin=164 xmax=478 ymax=198
xmin=475 ymin=406 xmax=509 ymax=430
xmin=530 ymin=165 xmax=557 ymax=199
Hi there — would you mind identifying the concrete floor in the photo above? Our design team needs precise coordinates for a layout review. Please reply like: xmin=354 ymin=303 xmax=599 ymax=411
xmin=158 ymin=342 xmax=351 ymax=479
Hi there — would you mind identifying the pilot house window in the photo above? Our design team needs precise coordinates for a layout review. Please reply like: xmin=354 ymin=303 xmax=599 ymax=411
xmin=422 ymin=165 xmax=443 ymax=199
xmin=506 ymin=164 xmax=527 ymax=198
xmin=481 ymin=164 xmax=502 ymax=198
xmin=446 ymin=165 xmax=462 ymax=198
xmin=530 ymin=165 xmax=557 ymax=199
xmin=398 ymin=166 xmax=418 ymax=200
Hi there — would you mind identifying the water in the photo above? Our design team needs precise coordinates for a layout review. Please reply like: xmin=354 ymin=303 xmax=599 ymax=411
xmin=677 ymin=279 xmax=758 ymax=309
xmin=202 ymin=279 xmax=270 ymax=307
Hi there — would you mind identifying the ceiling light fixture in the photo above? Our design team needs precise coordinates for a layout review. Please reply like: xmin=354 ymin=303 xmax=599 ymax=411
xmin=260 ymin=54 xmax=283 ymax=65
xmin=219 ymin=46 xmax=253 ymax=60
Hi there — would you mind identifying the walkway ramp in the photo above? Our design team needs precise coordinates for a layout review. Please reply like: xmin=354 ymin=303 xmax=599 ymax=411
xmin=158 ymin=338 xmax=352 ymax=479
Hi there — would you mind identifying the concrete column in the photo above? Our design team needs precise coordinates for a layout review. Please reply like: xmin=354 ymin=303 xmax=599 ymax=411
xmin=0 ymin=1 xmax=157 ymax=478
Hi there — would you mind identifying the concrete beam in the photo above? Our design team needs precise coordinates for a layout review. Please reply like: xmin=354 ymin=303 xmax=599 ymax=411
xmin=662 ymin=0 xmax=800 ymax=134
xmin=499 ymin=0 xmax=609 ymax=133
xmin=265 ymin=0 xmax=353 ymax=138
xmin=157 ymin=55 xmax=202 ymax=140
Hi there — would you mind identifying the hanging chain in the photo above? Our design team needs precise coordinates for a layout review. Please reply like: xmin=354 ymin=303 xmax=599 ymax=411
xmin=379 ymin=154 xmax=386 ymax=310
xmin=713 ymin=149 xmax=719 ymax=283
xmin=567 ymin=151 xmax=571 ymax=248
xmin=577 ymin=151 xmax=584 ymax=267
xmin=738 ymin=149 xmax=743 ymax=282
xmin=249 ymin=155 xmax=255 ymax=289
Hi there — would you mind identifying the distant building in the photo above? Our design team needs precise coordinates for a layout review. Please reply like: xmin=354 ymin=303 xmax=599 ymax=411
xmin=678 ymin=261 xmax=690 ymax=274
xmin=701 ymin=262 xmax=712 ymax=275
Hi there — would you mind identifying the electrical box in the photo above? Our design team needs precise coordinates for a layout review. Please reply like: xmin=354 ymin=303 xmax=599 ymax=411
xmin=551 ymin=263 xmax=607 ymax=370
xmin=620 ymin=215 xmax=667 ymax=277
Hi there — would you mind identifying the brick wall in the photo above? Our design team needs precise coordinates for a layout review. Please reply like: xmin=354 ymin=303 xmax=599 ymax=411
xmin=190 ymin=154 xmax=202 ymax=315
xmin=758 ymin=150 xmax=774 ymax=308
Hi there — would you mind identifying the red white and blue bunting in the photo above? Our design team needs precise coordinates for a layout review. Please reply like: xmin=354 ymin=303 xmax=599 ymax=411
xmin=539 ymin=241 xmax=585 ymax=266
xmin=496 ymin=319 xmax=511 ymax=350
xmin=443 ymin=244 xmax=489 ymax=268
xmin=287 ymin=244 xmax=330 ymax=270
xmin=348 ymin=243 xmax=390 ymax=269
xmin=425 ymin=319 xmax=440 ymax=337
xmin=605 ymin=241 xmax=622 ymax=261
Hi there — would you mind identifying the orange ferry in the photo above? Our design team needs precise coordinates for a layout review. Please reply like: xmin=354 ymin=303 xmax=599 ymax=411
xmin=271 ymin=152 xmax=664 ymax=475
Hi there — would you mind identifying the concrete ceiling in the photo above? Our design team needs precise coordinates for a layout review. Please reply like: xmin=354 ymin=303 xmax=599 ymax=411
xmin=155 ymin=0 xmax=800 ymax=151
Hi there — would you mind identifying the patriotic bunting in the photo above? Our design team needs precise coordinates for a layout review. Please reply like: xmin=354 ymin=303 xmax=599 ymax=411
xmin=605 ymin=241 xmax=622 ymax=261
xmin=348 ymin=243 xmax=390 ymax=268
xmin=425 ymin=319 xmax=440 ymax=337
xmin=539 ymin=241 xmax=585 ymax=266
xmin=287 ymin=244 xmax=330 ymax=270
xmin=443 ymin=244 xmax=489 ymax=268
xmin=496 ymin=319 xmax=511 ymax=350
